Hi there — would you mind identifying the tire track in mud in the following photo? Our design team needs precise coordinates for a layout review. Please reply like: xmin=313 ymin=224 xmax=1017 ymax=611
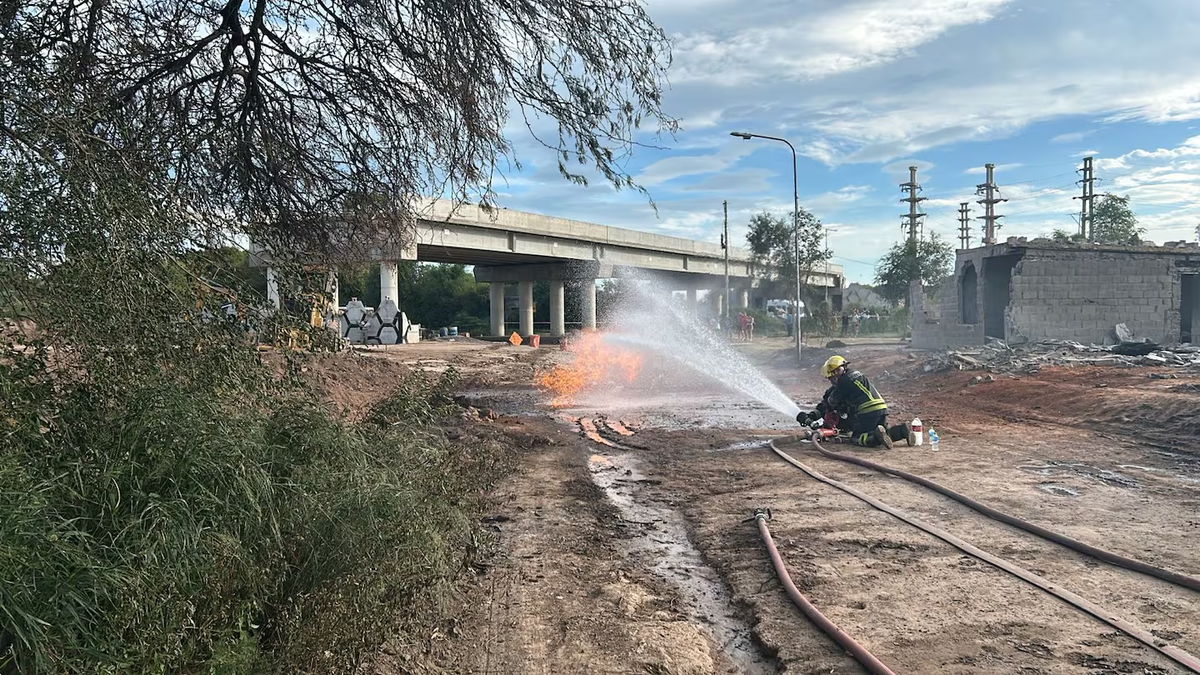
xmin=565 ymin=415 xmax=781 ymax=674
xmin=622 ymin=429 xmax=1200 ymax=675
xmin=771 ymin=440 xmax=1200 ymax=674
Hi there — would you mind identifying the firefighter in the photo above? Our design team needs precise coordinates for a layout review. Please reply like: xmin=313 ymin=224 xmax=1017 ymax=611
xmin=820 ymin=355 xmax=913 ymax=449
xmin=796 ymin=384 xmax=851 ymax=433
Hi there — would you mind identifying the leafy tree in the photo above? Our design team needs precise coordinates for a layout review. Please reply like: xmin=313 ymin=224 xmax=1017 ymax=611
xmin=1 ymin=0 xmax=676 ymax=670
xmin=2 ymin=0 xmax=675 ymax=267
xmin=1091 ymin=193 xmax=1145 ymax=245
xmin=873 ymin=232 xmax=954 ymax=305
xmin=745 ymin=208 xmax=831 ymax=307
xmin=1051 ymin=229 xmax=1086 ymax=244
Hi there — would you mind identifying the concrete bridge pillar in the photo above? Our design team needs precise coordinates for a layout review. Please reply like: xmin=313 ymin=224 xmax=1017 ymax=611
xmin=549 ymin=280 xmax=565 ymax=336
xmin=739 ymin=289 xmax=750 ymax=309
xmin=266 ymin=266 xmax=281 ymax=310
xmin=380 ymin=262 xmax=399 ymax=305
xmin=326 ymin=269 xmax=339 ymax=310
xmin=518 ymin=280 xmax=535 ymax=337
xmin=686 ymin=287 xmax=697 ymax=313
xmin=579 ymin=279 xmax=597 ymax=330
xmin=714 ymin=290 xmax=724 ymax=317
xmin=489 ymin=282 xmax=507 ymax=336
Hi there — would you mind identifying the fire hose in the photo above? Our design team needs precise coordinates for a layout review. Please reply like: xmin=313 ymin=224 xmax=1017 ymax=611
xmin=800 ymin=435 xmax=1200 ymax=594
xmin=768 ymin=438 xmax=1200 ymax=674
xmin=748 ymin=508 xmax=897 ymax=675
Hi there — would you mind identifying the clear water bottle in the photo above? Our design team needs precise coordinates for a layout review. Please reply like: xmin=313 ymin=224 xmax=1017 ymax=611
xmin=928 ymin=427 xmax=939 ymax=452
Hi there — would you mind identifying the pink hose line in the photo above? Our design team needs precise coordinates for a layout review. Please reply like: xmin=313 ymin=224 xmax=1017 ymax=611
xmin=751 ymin=511 xmax=898 ymax=675
xmin=770 ymin=440 xmax=1200 ymax=674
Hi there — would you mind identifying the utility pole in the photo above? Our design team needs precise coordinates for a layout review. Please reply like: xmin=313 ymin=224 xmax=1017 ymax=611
xmin=900 ymin=166 xmax=927 ymax=290
xmin=957 ymin=202 xmax=973 ymax=250
xmin=975 ymin=163 xmax=1007 ymax=246
xmin=721 ymin=200 xmax=730 ymax=321
xmin=1074 ymin=156 xmax=1096 ymax=241
xmin=900 ymin=166 xmax=927 ymax=248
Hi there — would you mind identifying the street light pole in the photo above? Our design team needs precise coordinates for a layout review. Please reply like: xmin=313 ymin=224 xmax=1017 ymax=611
xmin=730 ymin=131 xmax=802 ymax=366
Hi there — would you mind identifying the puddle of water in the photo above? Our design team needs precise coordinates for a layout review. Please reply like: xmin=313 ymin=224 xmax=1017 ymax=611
xmin=587 ymin=453 xmax=777 ymax=675
xmin=1035 ymin=483 xmax=1080 ymax=497
xmin=714 ymin=440 xmax=773 ymax=452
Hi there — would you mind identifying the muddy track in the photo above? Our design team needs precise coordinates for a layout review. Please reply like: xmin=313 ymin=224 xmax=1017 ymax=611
xmin=619 ymin=420 xmax=1200 ymax=674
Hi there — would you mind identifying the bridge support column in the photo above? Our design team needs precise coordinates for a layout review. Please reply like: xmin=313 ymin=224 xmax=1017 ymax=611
xmin=489 ymin=282 xmax=507 ymax=336
xmin=380 ymin=262 xmax=399 ymax=305
xmin=714 ymin=290 xmax=724 ymax=317
xmin=266 ymin=266 xmax=281 ymax=310
xmin=579 ymin=280 xmax=597 ymax=330
xmin=686 ymin=287 xmax=697 ymax=314
xmin=518 ymin=280 xmax=534 ymax=337
xmin=549 ymin=281 xmax=565 ymax=337
xmin=326 ymin=270 xmax=339 ymax=310
xmin=739 ymin=289 xmax=750 ymax=309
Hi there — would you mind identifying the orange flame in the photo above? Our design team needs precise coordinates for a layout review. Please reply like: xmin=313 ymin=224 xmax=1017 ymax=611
xmin=535 ymin=332 xmax=642 ymax=406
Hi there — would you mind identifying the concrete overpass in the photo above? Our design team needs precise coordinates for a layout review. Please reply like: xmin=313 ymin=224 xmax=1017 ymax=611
xmin=256 ymin=199 xmax=844 ymax=339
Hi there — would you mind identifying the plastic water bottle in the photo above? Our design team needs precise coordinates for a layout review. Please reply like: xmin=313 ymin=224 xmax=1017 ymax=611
xmin=910 ymin=417 xmax=923 ymax=446
xmin=928 ymin=427 xmax=940 ymax=452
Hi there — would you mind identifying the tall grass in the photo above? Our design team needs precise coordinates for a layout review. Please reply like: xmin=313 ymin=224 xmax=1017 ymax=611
xmin=1 ymin=347 xmax=506 ymax=674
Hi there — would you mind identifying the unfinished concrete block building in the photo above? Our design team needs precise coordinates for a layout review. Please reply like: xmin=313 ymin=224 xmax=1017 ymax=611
xmin=911 ymin=239 xmax=1200 ymax=349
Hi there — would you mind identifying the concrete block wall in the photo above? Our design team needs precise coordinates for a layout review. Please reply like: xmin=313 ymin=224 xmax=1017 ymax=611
xmin=1006 ymin=250 xmax=1181 ymax=344
xmin=910 ymin=250 xmax=988 ymax=349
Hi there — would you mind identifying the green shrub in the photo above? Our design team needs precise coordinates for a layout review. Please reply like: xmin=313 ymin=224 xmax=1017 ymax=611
xmin=1 ymin=346 xmax=504 ymax=674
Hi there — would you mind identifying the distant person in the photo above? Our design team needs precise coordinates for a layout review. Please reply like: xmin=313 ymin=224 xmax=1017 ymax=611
xmin=785 ymin=310 xmax=794 ymax=337
xmin=840 ymin=312 xmax=850 ymax=336
xmin=818 ymin=355 xmax=914 ymax=449
xmin=737 ymin=311 xmax=749 ymax=342
xmin=852 ymin=309 xmax=861 ymax=337
xmin=746 ymin=313 xmax=755 ymax=342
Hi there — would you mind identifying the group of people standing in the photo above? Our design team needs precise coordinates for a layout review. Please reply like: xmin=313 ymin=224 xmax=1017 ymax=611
xmin=838 ymin=308 xmax=880 ymax=337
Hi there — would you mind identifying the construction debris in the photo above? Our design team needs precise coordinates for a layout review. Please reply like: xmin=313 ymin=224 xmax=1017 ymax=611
xmin=919 ymin=339 xmax=1200 ymax=375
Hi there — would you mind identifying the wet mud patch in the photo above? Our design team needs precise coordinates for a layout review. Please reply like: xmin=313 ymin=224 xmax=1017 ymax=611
xmin=586 ymin=452 xmax=779 ymax=675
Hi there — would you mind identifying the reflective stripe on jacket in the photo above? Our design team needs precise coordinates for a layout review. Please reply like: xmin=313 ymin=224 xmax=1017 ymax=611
xmin=832 ymin=370 xmax=887 ymax=415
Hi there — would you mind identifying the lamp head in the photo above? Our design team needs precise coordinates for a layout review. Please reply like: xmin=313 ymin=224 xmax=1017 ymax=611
xmin=730 ymin=132 xmax=753 ymax=139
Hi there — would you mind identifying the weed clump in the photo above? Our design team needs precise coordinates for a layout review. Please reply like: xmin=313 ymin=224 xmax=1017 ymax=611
xmin=1 ymin=337 xmax=505 ymax=673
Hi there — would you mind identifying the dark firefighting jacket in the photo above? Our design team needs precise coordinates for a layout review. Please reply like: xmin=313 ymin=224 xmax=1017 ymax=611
xmin=830 ymin=369 xmax=887 ymax=416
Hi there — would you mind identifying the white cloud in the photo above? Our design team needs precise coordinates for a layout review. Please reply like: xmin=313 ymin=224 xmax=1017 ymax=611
xmin=1051 ymin=131 xmax=1093 ymax=144
xmin=964 ymin=163 xmax=1023 ymax=175
xmin=805 ymin=185 xmax=873 ymax=213
xmin=669 ymin=0 xmax=1014 ymax=85
xmin=634 ymin=141 xmax=754 ymax=185
xmin=881 ymin=159 xmax=936 ymax=182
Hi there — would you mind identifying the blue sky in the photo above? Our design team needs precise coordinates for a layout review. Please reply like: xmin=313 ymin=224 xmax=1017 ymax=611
xmin=489 ymin=0 xmax=1200 ymax=284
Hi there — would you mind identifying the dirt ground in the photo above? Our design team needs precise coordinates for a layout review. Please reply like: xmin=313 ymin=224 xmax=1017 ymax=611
xmin=324 ymin=336 xmax=1200 ymax=674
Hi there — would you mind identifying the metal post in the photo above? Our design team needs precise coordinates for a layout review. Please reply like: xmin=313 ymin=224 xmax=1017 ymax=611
xmin=1074 ymin=156 xmax=1095 ymax=241
xmin=823 ymin=228 xmax=830 ymax=306
xmin=975 ymin=163 xmax=1007 ymax=246
xmin=792 ymin=152 xmax=801 ymax=366
xmin=730 ymin=130 xmax=803 ymax=365
xmin=957 ymin=202 xmax=973 ymax=250
xmin=722 ymin=200 xmax=730 ymax=322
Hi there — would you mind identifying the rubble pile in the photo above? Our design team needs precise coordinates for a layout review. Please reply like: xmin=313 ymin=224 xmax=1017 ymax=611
xmin=918 ymin=331 xmax=1200 ymax=376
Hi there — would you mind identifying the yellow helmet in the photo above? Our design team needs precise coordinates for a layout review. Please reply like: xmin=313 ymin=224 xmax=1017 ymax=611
xmin=821 ymin=355 xmax=848 ymax=379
